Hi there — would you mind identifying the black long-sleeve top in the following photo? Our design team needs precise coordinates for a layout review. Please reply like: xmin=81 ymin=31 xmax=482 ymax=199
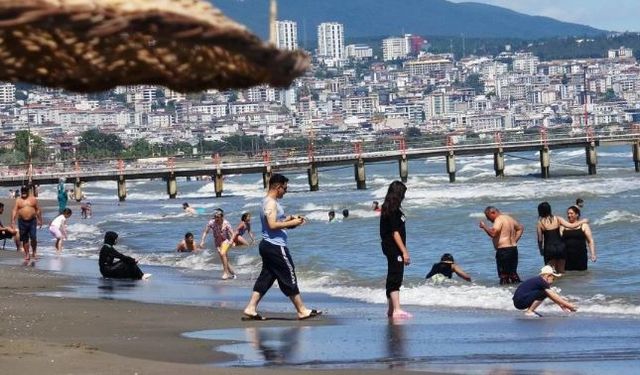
xmin=99 ymin=244 xmax=134 ymax=273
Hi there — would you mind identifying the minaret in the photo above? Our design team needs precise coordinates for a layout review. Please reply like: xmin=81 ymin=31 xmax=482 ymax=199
xmin=269 ymin=0 xmax=277 ymax=45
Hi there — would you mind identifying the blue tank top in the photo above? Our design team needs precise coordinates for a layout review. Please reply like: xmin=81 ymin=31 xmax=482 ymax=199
xmin=261 ymin=197 xmax=287 ymax=246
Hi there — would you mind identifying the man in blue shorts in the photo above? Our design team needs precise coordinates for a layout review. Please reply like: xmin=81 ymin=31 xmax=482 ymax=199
xmin=242 ymin=173 xmax=321 ymax=321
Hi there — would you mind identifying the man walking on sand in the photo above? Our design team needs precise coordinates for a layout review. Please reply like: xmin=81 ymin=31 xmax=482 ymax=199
xmin=479 ymin=206 xmax=524 ymax=284
xmin=242 ymin=173 xmax=321 ymax=321
xmin=12 ymin=186 xmax=42 ymax=260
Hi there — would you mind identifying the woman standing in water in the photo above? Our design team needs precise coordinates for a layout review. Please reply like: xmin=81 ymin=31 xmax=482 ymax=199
xmin=562 ymin=205 xmax=596 ymax=271
xmin=536 ymin=202 xmax=587 ymax=274
xmin=380 ymin=180 xmax=411 ymax=319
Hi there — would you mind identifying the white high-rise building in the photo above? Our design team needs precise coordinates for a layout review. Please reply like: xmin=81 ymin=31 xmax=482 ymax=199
xmin=0 ymin=83 xmax=16 ymax=104
xmin=317 ymin=22 xmax=345 ymax=66
xmin=275 ymin=20 xmax=298 ymax=51
xmin=382 ymin=35 xmax=411 ymax=61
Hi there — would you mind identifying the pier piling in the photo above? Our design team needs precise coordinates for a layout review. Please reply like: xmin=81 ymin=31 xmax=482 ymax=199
xmin=166 ymin=173 xmax=178 ymax=199
xmin=399 ymin=155 xmax=408 ymax=183
xmin=633 ymin=141 xmax=640 ymax=172
xmin=116 ymin=176 xmax=126 ymax=202
xmin=73 ymin=179 xmax=84 ymax=202
xmin=586 ymin=143 xmax=597 ymax=175
xmin=540 ymin=147 xmax=550 ymax=179
xmin=214 ymin=169 xmax=223 ymax=197
xmin=493 ymin=148 xmax=505 ymax=177
xmin=446 ymin=151 xmax=456 ymax=183
xmin=354 ymin=158 xmax=366 ymax=190
xmin=262 ymin=166 xmax=272 ymax=189
xmin=307 ymin=163 xmax=319 ymax=191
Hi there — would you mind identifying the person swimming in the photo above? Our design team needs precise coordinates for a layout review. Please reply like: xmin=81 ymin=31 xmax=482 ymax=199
xmin=425 ymin=253 xmax=472 ymax=282
xmin=182 ymin=202 xmax=197 ymax=215
xmin=328 ymin=210 xmax=336 ymax=223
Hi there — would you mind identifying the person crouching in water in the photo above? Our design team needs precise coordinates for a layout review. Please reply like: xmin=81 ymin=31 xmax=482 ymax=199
xmin=512 ymin=265 xmax=577 ymax=317
xmin=49 ymin=208 xmax=72 ymax=252
xmin=425 ymin=253 xmax=472 ymax=282
xmin=99 ymin=231 xmax=148 ymax=280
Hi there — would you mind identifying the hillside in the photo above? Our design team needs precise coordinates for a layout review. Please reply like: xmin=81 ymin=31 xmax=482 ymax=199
xmin=212 ymin=0 xmax=604 ymax=41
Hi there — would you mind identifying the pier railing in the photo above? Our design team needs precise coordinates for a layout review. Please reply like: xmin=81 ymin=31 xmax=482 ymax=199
xmin=0 ymin=130 xmax=639 ymax=187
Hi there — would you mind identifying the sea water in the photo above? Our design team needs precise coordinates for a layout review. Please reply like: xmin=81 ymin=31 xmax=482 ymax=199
xmin=21 ymin=144 xmax=640 ymax=317
xmin=8 ymin=144 xmax=640 ymax=372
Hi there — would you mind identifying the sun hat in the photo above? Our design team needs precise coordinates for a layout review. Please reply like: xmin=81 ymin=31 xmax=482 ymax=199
xmin=539 ymin=265 xmax=561 ymax=277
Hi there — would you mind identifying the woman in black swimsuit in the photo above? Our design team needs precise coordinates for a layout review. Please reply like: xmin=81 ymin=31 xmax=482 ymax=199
xmin=536 ymin=202 xmax=587 ymax=273
xmin=561 ymin=205 xmax=596 ymax=271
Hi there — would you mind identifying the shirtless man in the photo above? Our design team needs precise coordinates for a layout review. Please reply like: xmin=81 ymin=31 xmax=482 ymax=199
xmin=12 ymin=186 xmax=43 ymax=260
xmin=176 ymin=232 xmax=201 ymax=252
xmin=479 ymin=206 xmax=524 ymax=284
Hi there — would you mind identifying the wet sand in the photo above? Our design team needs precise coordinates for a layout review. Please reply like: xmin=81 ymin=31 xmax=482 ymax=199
xmin=0 ymin=252 xmax=427 ymax=375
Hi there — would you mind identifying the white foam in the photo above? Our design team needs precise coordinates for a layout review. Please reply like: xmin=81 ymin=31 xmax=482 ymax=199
xmin=301 ymin=276 xmax=640 ymax=316
xmin=594 ymin=210 xmax=640 ymax=226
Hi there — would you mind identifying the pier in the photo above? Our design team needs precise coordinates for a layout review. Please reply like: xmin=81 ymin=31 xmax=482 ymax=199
xmin=0 ymin=132 xmax=638 ymax=200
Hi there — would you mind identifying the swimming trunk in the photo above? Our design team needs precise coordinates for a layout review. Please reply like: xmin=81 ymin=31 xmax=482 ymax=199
xmin=18 ymin=218 xmax=37 ymax=242
xmin=495 ymin=246 xmax=521 ymax=284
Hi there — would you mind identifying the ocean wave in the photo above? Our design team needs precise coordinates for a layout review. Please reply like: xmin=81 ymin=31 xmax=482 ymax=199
xmin=594 ymin=210 xmax=640 ymax=225
xmin=302 ymin=277 xmax=640 ymax=317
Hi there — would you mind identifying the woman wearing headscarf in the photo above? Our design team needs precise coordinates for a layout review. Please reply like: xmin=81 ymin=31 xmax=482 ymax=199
xmin=99 ymin=231 xmax=146 ymax=279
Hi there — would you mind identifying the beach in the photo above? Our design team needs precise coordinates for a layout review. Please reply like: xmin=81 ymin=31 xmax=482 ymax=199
xmin=0 ymin=252 xmax=408 ymax=375
xmin=1 ymin=145 xmax=640 ymax=374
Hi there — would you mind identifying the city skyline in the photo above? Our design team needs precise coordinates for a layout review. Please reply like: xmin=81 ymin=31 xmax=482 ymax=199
xmin=450 ymin=0 xmax=639 ymax=32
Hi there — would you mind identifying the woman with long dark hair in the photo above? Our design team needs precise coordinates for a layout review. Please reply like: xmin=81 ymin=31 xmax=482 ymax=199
xmin=536 ymin=202 xmax=586 ymax=274
xmin=380 ymin=180 xmax=411 ymax=318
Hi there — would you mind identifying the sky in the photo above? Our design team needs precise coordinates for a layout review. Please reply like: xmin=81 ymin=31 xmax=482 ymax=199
xmin=450 ymin=0 xmax=638 ymax=32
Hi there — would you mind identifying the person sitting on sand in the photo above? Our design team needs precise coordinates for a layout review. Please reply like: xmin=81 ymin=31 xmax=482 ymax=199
xmin=0 ymin=202 xmax=20 ymax=251
xmin=99 ymin=231 xmax=149 ymax=280
xmin=177 ymin=232 xmax=201 ymax=252
xmin=425 ymin=253 xmax=472 ymax=282
xmin=232 ymin=212 xmax=255 ymax=246
xmin=512 ymin=265 xmax=577 ymax=317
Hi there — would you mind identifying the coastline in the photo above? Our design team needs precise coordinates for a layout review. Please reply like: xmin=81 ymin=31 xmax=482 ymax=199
xmin=0 ymin=252 xmax=413 ymax=375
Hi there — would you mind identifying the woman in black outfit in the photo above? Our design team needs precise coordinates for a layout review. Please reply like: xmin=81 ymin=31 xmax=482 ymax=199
xmin=561 ymin=205 xmax=596 ymax=271
xmin=380 ymin=180 xmax=411 ymax=319
xmin=99 ymin=231 xmax=145 ymax=279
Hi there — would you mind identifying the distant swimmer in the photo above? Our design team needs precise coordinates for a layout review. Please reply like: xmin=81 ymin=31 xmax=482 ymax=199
xmin=177 ymin=232 xmax=201 ymax=252
xmin=342 ymin=209 xmax=349 ymax=219
xmin=328 ymin=210 xmax=336 ymax=223
xmin=232 ymin=212 xmax=255 ymax=246
xmin=372 ymin=201 xmax=381 ymax=213
xmin=99 ymin=231 xmax=149 ymax=280
xmin=182 ymin=202 xmax=197 ymax=216
xmin=575 ymin=198 xmax=584 ymax=209
xmin=479 ymin=206 xmax=523 ymax=285
xmin=200 ymin=209 xmax=236 ymax=279
xmin=49 ymin=208 xmax=72 ymax=253
xmin=513 ymin=265 xmax=577 ymax=317
xmin=0 ymin=202 xmax=20 ymax=251
xmin=425 ymin=253 xmax=472 ymax=282
xmin=12 ymin=186 xmax=43 ymax=261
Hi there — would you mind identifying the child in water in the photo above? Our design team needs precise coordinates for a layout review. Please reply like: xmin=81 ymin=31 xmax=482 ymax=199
xmin=425 ymin=253 xmax=472 ymax=282
xmin=49 ymin=208 xmax=72 ymax=252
